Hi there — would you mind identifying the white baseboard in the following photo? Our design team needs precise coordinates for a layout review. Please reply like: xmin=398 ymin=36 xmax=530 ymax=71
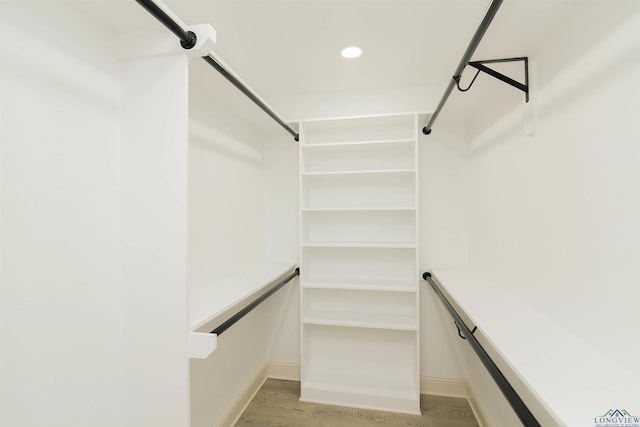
xmin=216 ymin=365 xmax=267 ymax=427
xmin=266 ymin=361 xmax=300 ymax=381
xmin=467 ymin=384 xmax=492 ymax=427
xmin=420 ymin=376 xmax=468 ymax=398
xmin=265 ymin=363 xmax=473 ymax=400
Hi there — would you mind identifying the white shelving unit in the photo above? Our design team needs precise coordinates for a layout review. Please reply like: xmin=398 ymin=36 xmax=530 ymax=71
xmin=299 ymin=114 xmax=421 ymax=414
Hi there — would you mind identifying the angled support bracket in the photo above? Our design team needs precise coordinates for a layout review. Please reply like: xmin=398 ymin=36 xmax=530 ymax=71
xmin=455 ymin=322 xmax=478 ymax=340
xmin=457 ymin=57 xmax=529 ymax=102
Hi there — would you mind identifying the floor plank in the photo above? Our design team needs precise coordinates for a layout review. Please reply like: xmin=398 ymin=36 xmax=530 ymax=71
xmin=236 ymin=379 xmax=479 ymax=427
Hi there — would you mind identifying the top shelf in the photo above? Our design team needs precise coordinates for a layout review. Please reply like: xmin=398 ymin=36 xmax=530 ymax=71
xmin=301 ymin=114 xmax=417 ymax=145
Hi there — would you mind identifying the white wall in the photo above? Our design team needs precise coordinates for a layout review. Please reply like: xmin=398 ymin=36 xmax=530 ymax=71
xmin=1 ymin=3 xmax=198 ymax=426
xmin=187 ymin=89 xmax=272 ymax=426
xmin=468 ymin=0 xmax=640 ymax=379
xmin=272 ymin=84 xmax=443 ymax=122
xmin=120 ymin=52 xmax=190 ymax=427
xmin=263 ymin=134 xmax=300 ymax=365
xmin=418 ymin=118 xmax=469 ymax=381
xmin=188 ymin=104 xmax=265 ymax=293
xmin=0 ymin=2 xmax=123 ymax=426
xmin=460 ymin=1 xmax=640 ymax=424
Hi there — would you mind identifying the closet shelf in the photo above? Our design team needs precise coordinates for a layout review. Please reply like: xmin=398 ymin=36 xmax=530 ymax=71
xmin=304 ymin=371 xmax=418 ymax=399
xmin=302 ymin=169 xmax=415 ymax=177
xmin=302 ymin=207 xmax=416 ymax=213
xmin=303 ymin=311 xmax=417 ymax=331
xmin=302 ymin=139 xmax=415 ymax=149
xmin=304 ymin=277 xmax=416 ymax=291
xmin=302 ymin=241 xmax=416 ymax=249
xmin=432 ymin=269 xmax=640 ymax=426
xmin=303 ymin=281 xmax=416 ymax=293
xmin=302 ymin=371 xmax=419 ymax=414
xmin=188 ymin=263 xmax=296 ymax=331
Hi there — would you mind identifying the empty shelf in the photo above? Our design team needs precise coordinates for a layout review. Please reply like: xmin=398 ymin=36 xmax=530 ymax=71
xmin=189 ymin=263 xmax=296 ymax=331
xmin=303 ymin=310 xmax=417 ymax=331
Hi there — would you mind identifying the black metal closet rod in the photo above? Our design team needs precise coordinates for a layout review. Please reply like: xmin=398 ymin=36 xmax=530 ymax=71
xmin=134 ymin=0 xmax=300 ymax=142
xmin=202 ymin=55 xmax=300 ymax=141
xmin=423 ymin=0 xmax=504 ymax=135
xmin=134 ymin=0 xmax=197 ymax=48
xmin=211 ymin=268 xmax=299 ymax=336
xmin=422 ymin=272 xmax=541 ymax=427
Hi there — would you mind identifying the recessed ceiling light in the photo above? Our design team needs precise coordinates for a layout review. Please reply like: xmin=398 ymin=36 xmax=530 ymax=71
xmin=341 ymin=46 xmax=362 ymax=59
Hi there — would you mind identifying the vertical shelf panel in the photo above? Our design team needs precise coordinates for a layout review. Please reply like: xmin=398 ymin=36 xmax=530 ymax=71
xmin=299 ymin=114 xmax=421 ymax=415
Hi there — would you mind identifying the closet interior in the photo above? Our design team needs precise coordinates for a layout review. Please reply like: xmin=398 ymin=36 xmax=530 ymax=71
xmin=1 ymin=1 xmax=639 ymax=426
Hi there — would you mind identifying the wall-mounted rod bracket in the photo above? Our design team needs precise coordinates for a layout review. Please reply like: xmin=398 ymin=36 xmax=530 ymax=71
xmin=422 ymin=0 xmax=505 ymax=136
xmin=463 ymin=57 xmax=529 ymax=102
xmin=455 ymin=322 xmax=477 ymax=340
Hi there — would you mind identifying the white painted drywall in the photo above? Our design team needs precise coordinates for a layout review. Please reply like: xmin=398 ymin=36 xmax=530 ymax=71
xmin=120 ymin=52 xmax=190 ymax=427
xmin=272 ymin=85 xmax=443 ymax=122
xmin=0 ymin=2 xmax=123 ymax=426
xmin=469 ymin=0 xmax=640 ymax=380
xmin=187 ymin=117 xmax=265 ymax=293
xmin=189 ymin=308 xmax=267 ymax=427
xmin=418 ymin=118 xmax=469 ymax=381
xmin=187 ymin=91 xmax=270 ymax=426
xmin=262 ymin=134 xmax=300 ymax=365
xmin=460 ymin=2 xmax=640 ymax=424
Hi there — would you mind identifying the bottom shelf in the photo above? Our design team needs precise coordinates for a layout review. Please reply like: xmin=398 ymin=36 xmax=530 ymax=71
xmin=302 ymin=324 xmax=419 ymax=414
xmin=301 ymin=370 xmax=420 ymax=415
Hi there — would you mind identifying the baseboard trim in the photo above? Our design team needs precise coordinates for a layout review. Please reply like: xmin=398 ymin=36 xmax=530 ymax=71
xmin=216 ymin=365 xmax=267 ymax=427
xmin=266 ymin=362 xmax=301 ymax=381
xmin=265 ymin=363 xmax=469 ymax=399
xmin=419 ymin=376 xmax=468 ymax=398
xmin=466 ymin=384 xmax=491 ymax=427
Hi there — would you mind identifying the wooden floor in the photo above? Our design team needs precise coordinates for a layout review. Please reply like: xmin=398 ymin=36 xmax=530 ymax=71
xmin=236 ymin=379 xmax=479 ymax=427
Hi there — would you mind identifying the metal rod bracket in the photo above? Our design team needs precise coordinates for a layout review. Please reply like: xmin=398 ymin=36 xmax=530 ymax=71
xmin=422 ymin=0 xmax=505 ymax=136
xmin=180 ymin=30 xmax=197 ymax=50
xmin=455 ymin=322 xmax=478 ymax=340
xmin=464 ymin=57 xmax=529 ymax=102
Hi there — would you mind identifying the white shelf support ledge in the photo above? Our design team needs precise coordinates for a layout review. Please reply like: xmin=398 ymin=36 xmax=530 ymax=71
xmin=189 ymin=332 xmax=218 ymax=359
xmin=117 ymin=23 xmax=216 ymax=59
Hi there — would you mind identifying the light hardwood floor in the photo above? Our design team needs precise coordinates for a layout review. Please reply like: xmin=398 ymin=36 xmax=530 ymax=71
xmin=236 ymin=379 xmax=480 ymax=427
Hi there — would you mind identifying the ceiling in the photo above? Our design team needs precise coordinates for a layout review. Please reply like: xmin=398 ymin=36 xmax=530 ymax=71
xmin=73 ymin=0 xmax=609 ymax=134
